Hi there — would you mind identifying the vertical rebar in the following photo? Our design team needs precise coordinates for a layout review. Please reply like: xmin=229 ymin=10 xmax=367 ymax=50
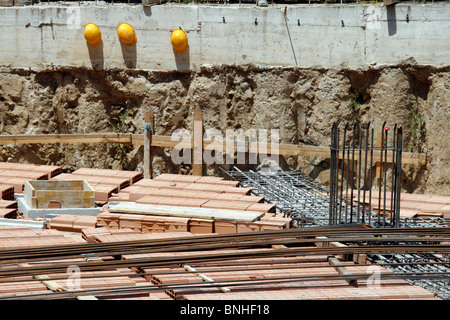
xmin=328 ymin=120 xmax=402 ymax=228
xmin=389 ymin=123 xmax=397 ymax=226
xmin=362 ymin=122 xmax=371 ymax=224
xmin=395 ymin=126 xmax=403 ymax=227
xmin=339 ymin=122 xmax=350 ymax=224
xmin=330 ymin=121 xmax=337 ymax=224
xmin=382 ymin=126 xmax=389 ymax=227
xmin=368 ymin=127 xmax=374 ymax=226
xmin=344 ymin=131 xmax=351 ymax=224
xmin=377 ymin=121 xmax=386 ymax=225
xmin=349 ymin=123 xmax=357 ymax=224
xmin=357 ymin=124 xmax=363 ymax=223
xmin=330 ymin=119 xmax=341 ymax=224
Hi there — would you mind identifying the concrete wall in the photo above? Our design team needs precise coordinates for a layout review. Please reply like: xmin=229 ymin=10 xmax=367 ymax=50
xmin=0 ymin=3 xmax=449 ymax=71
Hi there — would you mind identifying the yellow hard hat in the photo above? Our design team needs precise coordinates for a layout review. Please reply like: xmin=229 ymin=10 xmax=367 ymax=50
xmin=84 ymin=23 xmax=102 ymax=47
xmin=171 ymin=29 xmax=188 ymax=53
xmin=117 ymin=22 xmax=137 ymax=47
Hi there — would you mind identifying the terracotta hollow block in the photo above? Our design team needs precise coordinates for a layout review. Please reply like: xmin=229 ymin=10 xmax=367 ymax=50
xmin=254 ymin=220 xmax=286 ymax=231
xmin=246 ymin=203 xmax=276 ymax=213
xmin=72 ymin=216 xmax=97 ymax=231
xmin=141 ymin=215 xmax=166 ymax=233
xmin=119 ymin=214 xmax=145 ymax=231
xmin=188 ymin=218 xmax=214 ymax=234
xmin=48 ymin=215 xmax=78 ymax=229
xmin=164 ymin=217 xmax=190 ymax=232
xmin=177 ymin=198 xmax=208 ymax=207
xmin=261 ymin=217 xmax=292 ymax=228
xmin=237 ymin=222 xmax=261 ymax=233
xmin=214 ymin=221 xmax=237 ymax=234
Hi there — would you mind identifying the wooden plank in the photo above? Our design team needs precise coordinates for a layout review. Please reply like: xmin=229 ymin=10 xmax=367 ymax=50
xmin=0 ymin=133 xmax=426 ymax=166
xmin=0 ymin=0 xmax=14 ymax=7
xmin=419 ymin=205 xmax=450 ymax=214
xmin=328 ymin=256 xmax=358 ymax=286
xmin=0 ymin=133 xmax=132 ymax=145
xmin=106 ymin=202 xmax=265 ymax=222
xmin=19 ymin=263 xmax=67 ymax=293
xmin=315 ymin=236 xmax=367 ymax=265
xmin=144 ymin=111 xmax=153 ymax=180
xmin=183 ymin=264 xmax=231 ymax=293
xmin=192 ymin=106 xmax=203 ymax=176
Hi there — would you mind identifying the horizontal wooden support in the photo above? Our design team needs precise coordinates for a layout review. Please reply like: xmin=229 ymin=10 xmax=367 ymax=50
xmin=0 ymin=133 xmax=132 ymax=145
xmin=0 ymin=133 xmax=426 ymax=166
xmin=107 ymin=202 xmax=265 ymax=222
xmin=183 ymin=264 xmax=231 ymax=293
xmin=328 ymin=256 xmax=358 ymax=286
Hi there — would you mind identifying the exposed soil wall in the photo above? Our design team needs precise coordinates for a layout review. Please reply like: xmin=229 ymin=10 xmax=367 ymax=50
xmin=0 ymin=63 xmax=449 ymax=195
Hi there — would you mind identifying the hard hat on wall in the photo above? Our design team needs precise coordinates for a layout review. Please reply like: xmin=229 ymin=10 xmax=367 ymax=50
xmin=117 ymin=23 xmax=137 ymax=46
xmin=171 ymin=28 xmax=188 ymax=53
xmin=84 ymin=23 xmax=102 ymax=47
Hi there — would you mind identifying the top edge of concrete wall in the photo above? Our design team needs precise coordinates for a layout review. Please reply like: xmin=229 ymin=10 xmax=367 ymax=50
xmin=1 ymin=3 xmax=449 ymax=72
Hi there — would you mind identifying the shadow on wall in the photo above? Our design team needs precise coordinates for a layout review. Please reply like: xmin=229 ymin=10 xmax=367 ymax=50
xmin=120 ymin=41 xmax=137 ymax=69
xmin=174 ymin=46 xmax=190 ymax=71
xmin=143 ymin=5 xmax=152 ymax=17
xmin=87 ymin=42 xmax=104 ymax=70
xmin=387 ymin=5 xmax=397 ymax=36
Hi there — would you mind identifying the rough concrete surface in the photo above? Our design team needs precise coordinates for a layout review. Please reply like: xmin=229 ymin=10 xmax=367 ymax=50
xmin=0 ymin=64 xmax=449 ymax=195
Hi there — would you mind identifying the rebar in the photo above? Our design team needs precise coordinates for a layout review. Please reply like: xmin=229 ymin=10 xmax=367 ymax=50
xmin=330 ymin=120 xmax=403 ymax=227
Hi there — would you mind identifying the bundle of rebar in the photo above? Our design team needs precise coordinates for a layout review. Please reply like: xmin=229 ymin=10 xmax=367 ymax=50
xmin=0 ymin=224 xmax=449 ymax=300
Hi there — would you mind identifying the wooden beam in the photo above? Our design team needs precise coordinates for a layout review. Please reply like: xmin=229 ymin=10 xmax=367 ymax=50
xmin=144 ymin=111 xmax=153 ymax=180
xmin=315 ymin=236 xmax=367 ymax=265
xmin=328 ymin=256 xmax=358 ymax=286
xmin=183 ymin=264 xmax=231 ymax=293
xmin=0 ymin=133 xmax=427 ymax=167
xmin=106 ymin=202 xmax=265 ymax=222
xmin=192 ymin=106 xmax=203 ymax=176
xmin=0 ymin=133 xmax=133 ymax=145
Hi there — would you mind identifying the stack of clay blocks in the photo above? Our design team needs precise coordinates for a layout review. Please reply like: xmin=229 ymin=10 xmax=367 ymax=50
xmin=0 ymin=162 xmax=62 ymax=193
xmin=96 ymin=211 xmax=291 ymax=235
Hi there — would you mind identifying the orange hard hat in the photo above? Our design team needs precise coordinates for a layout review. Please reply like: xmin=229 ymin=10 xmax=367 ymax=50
xmin=84 ymin=23 xmax=102 ymax=47
xmin=117 ymin=22 xmax=137 ymax=46
xmin=171 ymin=29 xmax=188 ymax=53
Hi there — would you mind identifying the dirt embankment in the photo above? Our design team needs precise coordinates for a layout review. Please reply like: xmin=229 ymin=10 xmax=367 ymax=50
xmin=0 ymin=64 xmax=449 ymax=195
